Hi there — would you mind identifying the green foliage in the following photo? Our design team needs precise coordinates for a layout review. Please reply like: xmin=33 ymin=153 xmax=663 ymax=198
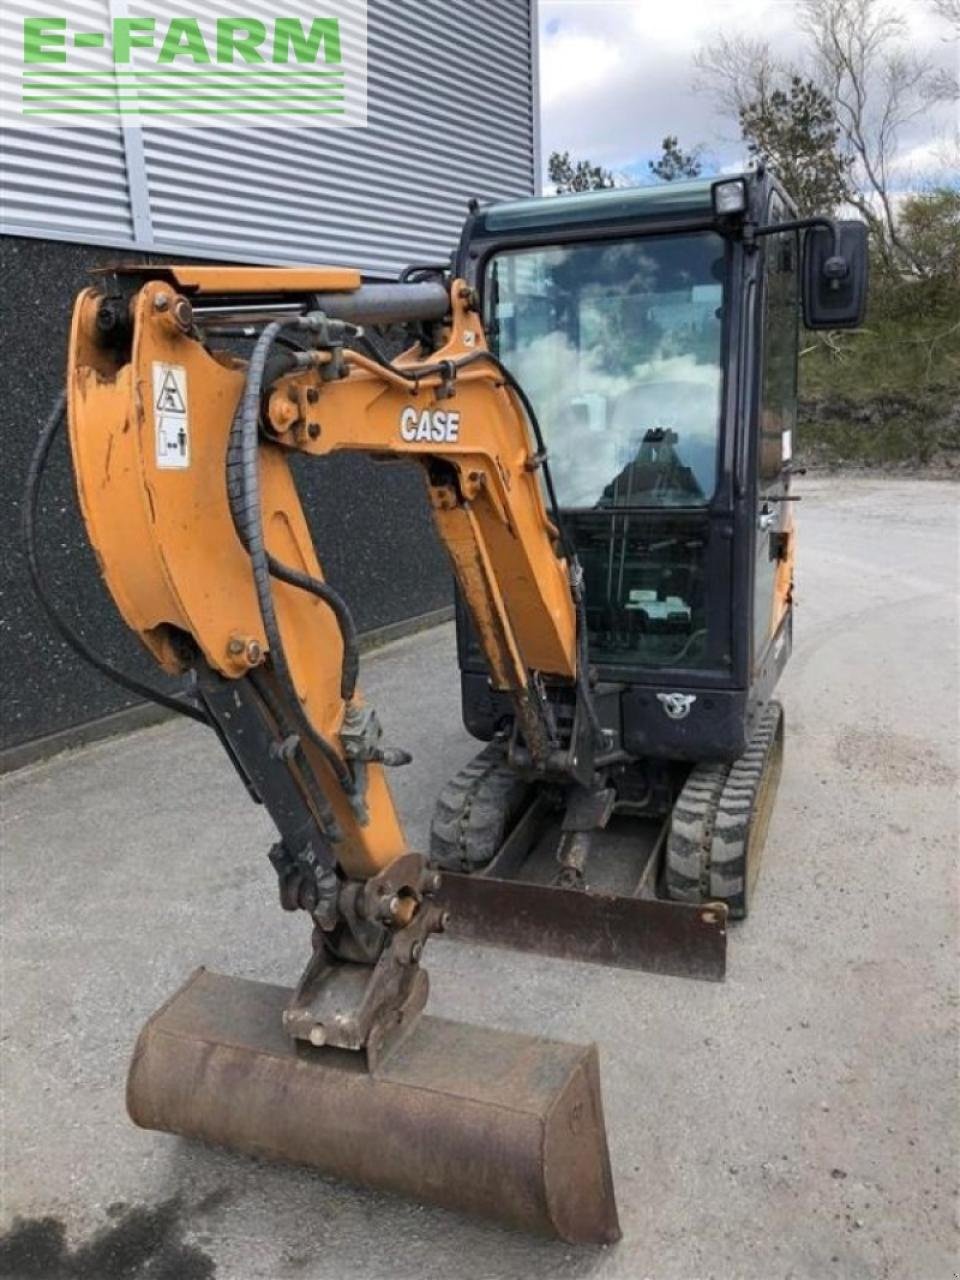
xmin=739 ymin=76 xmax=851 ymax=215
xmin=648 ymin=136 xmax=702 ymax=181
xmin=799 ymin=195 xmax=960 ymax=468
xmin=547 ymin=150 xmax=615 ymax=193
xmin=879 ymin=188 xmax=960 ymax=299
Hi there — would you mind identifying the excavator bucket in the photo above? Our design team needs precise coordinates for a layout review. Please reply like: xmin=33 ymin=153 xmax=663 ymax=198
xmin=127 ymin=968 xmax=621 ymax=1245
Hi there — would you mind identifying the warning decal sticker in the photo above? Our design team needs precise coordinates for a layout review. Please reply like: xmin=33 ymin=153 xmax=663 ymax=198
xmin=152 ymin=363 xmax=190 ymax=469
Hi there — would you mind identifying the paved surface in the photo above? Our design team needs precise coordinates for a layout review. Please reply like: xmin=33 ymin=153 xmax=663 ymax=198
xmin=2 ymin=477 xmax=957 ymax=1280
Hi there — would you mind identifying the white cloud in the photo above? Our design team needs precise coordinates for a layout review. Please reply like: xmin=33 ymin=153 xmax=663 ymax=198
xmin=538 ymin=0 xmax=959 ymax=188
xmin=540 ymin=31 xmax=623 ymax=106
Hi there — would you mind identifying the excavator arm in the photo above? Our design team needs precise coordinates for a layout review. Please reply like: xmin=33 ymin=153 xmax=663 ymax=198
xmin=61 ymin=267 xmax=624 ymax=1244
xmin=67 ymin=267 xmax=593 ymax=1061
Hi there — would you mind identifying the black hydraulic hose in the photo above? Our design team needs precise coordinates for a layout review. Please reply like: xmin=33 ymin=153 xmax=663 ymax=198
xmin=352 ymin=343 xmax=605 ymax=744
xmin=228 ymin=337 xmax=361 ymax=701
xmin=247 ymin=666 xmax=341 ymax=838
xmin=23 ymin=393 xmax=210 ymax=727
xmin=462 ymin=350 xmax=572 ymax=557
xmin=573 ymin=577 xmax=606 ymax=749
xmin=227 ymin=322 xmax=356 ymax=794
xmin=264 ymin=556 xmax=360 ymax=701
xmin=349 ymin=343 xmax=573 ymax=559
xmin=465 ymin=353 xmax=605 ymax=747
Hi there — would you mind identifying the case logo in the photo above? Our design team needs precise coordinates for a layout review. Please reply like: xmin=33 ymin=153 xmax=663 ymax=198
xmin=399 ymin=406 xmax=461 ymax=443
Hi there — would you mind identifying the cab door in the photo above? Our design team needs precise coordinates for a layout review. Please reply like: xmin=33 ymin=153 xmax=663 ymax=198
xmin=754 ymin=197 xmax=799 ymax=670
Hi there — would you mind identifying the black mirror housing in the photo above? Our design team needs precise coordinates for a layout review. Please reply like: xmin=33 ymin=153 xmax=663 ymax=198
xmin=802 ymin=220 xmax=869 ymax=329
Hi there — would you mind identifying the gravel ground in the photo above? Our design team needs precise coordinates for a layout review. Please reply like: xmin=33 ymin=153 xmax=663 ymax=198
xmin=1 ymin=476 xmax=957 ymax=1280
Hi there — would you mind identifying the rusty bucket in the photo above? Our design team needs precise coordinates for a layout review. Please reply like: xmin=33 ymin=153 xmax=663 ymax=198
xmin=127 ymin=968 xmax=621 ymax=1244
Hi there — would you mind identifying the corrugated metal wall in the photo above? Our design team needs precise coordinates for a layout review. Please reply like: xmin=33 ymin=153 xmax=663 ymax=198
xmin=0 ymin=0 xmax=538 ymax=276
xmin=0 ymin=0 xmax=135 ymax=241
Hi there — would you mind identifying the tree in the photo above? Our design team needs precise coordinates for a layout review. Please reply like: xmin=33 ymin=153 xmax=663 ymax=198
xmin=547 ymin=150 xmax=615 ymax=193
xmin=697 ymin=0 xmax=957 ymax=273
xmin=694 ymin=33 xmax=791 ymax=119
xmin=798 ymin=0 xmax=954 ymax=273
xmin=648 ymin=136 xmax=703 ymax=181
xmin=739 ymin=76 xmax=851 ymax=213
xmin=898 ymin=188 xmax=960 ymax=286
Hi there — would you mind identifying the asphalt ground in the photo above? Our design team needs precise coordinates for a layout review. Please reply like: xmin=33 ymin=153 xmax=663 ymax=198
xmin=2 ymin=476 xmax=957 ymax=1279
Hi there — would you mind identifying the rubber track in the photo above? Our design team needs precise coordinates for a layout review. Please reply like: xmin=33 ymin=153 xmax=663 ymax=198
xmin=709 ymin=701 xmax=783 ymax=916
xmin=429 ymin=742 xmax=530 ymax=871
xmin=665 ymin=700 xmax=783 ymax=917
xmin=664 ymin=761 xmax=729 ymax=902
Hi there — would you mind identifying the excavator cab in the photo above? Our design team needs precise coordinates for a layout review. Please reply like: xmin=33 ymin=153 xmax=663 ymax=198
xmin=434 ymin=170 xmax=867 ymax=962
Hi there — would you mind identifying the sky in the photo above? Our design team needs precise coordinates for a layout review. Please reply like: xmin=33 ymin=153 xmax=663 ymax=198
xmin=537 ymin=0 xmax=959 ymax=188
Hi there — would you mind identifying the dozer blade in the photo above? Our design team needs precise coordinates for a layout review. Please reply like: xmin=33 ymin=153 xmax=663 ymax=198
xmin=434 ymin=805 xmax=727 ymax=982
xmin=438 ymin=874 xmax=727 ymax=982
xmin=127 ymin=968 xmax=621 ymax=1245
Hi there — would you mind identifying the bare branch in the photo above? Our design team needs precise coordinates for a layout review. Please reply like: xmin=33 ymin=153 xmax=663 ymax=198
xmin=693 ymin=33 xmax=794 ymax=121
xmin=928 ymin=0 xmax=960 ymax=35
xmin=797 ymin=0 xmax=938 ymax=272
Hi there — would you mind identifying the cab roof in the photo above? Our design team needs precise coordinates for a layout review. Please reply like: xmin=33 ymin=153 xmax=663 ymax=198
xmin=472 ymin=173 xmax=756 ymax=238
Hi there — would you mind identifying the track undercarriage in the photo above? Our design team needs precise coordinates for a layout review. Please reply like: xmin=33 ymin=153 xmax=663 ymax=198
xmin=431 ymin=702 xmax=785 ymax=982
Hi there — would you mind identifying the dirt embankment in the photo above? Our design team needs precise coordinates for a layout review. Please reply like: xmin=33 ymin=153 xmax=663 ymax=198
xmin=797 ymin=386 xmax=960 ymax=476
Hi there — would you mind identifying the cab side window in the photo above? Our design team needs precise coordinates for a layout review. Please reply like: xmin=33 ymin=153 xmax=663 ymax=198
xmin=759 ymin=200 xmax=799 ymax=482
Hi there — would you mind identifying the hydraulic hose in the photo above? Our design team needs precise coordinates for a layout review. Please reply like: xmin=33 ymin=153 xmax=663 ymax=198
xmin=346 ymin=344 xmax=572 ymax=559
xmin=247 ymin=666 xmax=341 ymax=838
xmin=571 ymin=568 xmax=606 ymax=750
xmin=23 ymin=393 xmax=210 ymax=727
xmin=226 ymin=322 xmax=356 ymax=794
xmin=480 ymin=354 xmax=605 ymax=748
xmin=233 ymin=338 xmax=361 ymax=702
xmin=264 ymin=556 xmax=360 ymax=701
xmin=350 ymin=343 xmax=604 ymax=746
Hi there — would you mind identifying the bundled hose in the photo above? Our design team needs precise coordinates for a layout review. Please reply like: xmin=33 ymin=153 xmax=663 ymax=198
xmin=226 ymin=321 xmax=356 ymax=794
xmin=349 ymin=342 xmax=604 ymax=747
xmin=569 ymin=565 xmax=606 ymax=750
xmin=264 ymin=557 xmax=359 ymax=701
xmin=23 ymin=393 xmax=210 ymax=727
xmin=230 ymin=336 xmax=361 ymax=703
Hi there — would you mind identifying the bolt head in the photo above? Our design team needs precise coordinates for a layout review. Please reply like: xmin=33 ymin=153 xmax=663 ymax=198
xmin=227 ymin=636 xmax=245 ymax=656
xmin=309 ymin=1025 xmax=326 ymax=1047
xmin=378 ymin=893 xmax=401 ymax=921
xmin=172 ymin=297 xmax=193 ymax=332
xmin=153 ymin=292 xmax=170 ymax=312
xmin=245 ymin=639 xmax=263 ymax=665
xmin=270 ymin=398 xmax=298 ymax=431
xmin=410 ymin=940 xmax=423 ymax=963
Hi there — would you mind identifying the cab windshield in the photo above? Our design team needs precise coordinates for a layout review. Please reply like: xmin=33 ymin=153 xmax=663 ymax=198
xmin=485 ymin=232 xmax=727 ymax=508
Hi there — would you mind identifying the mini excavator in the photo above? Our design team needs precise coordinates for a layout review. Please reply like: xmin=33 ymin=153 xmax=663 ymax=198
xmin=30 ymin=171 xmax=866 ymax=1242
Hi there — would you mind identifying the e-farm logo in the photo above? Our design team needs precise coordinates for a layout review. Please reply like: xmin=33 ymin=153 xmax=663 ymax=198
xmin=6 ymin=2 xmax=367 ymax=127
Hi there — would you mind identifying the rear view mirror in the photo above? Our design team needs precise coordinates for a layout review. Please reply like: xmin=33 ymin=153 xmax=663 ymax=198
xmin=802 ymin=220 xmax=869 ymax=330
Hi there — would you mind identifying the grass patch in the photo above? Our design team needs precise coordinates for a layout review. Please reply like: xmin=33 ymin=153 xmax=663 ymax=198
xmin=798 ymin=294 xmax=960 ymax=471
